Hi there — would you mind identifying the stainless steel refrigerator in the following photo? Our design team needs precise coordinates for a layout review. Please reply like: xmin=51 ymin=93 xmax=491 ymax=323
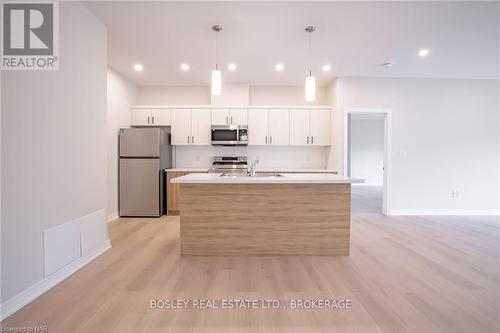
xmin=119 ymin=128 xmax=172 ymax=217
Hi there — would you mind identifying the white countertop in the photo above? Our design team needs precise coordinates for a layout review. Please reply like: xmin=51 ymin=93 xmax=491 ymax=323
xmin=165 ymin=168 xmax=338 ymax=173
xmin=165 ymin=168 xmax=209 ymax=172
xmin=170 ymin=173 xmax=363 ymax=184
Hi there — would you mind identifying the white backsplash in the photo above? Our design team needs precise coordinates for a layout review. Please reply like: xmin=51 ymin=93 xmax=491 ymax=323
xmin=174 ymin=145 xmax=329 ymax=169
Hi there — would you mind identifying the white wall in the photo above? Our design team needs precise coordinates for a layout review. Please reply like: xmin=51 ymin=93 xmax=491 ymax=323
xmin=250 ymin=86 xmax=328 ymax=105
xmin=350 ymin=118 xmax=384 ymax=185
xmin=1 ymin=2 xmax=108 ymax=304
xmin=137 ymin=85 xmax=329 ymax=106
xmin=174 ymin=146 xmax=328 ymax=169
xmin=330 ymin=77 xmax=499 ymax=212
xmin=137 ymin=86 xmax=210 ymax=105
xmin=106 ymin=68 xmax=137 ymax=220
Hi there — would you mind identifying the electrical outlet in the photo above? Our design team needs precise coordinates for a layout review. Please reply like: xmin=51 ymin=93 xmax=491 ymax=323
xmin=451 ymin=189 xmax=461 ymax=198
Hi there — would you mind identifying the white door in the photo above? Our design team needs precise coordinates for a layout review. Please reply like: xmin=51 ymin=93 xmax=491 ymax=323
xmin=289 ymin=110 xmax=310 ymax=145
xmin=170 ymin=109 xmax=191 ymax=145
xmin=229 ymin=109 xmax=248 ymax=125
xmin=310 ymin=110 xmax=330 ymax=146
xmin=151 ymin=109 xmax=170 ymax=126
xmin=191 ymin=109 xmax=211 ymax=145
xmin=131 ymin=108 xmax=151 ymax=126
xmin=248 ymin=109 xmax=269 ymax=145
xmin=268 ymin=109 xmax=290 ymax=145
xmin=211 ymin=109 xmax=230 ymax=125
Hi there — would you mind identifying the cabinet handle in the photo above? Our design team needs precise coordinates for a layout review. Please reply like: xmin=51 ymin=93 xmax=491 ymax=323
xmin=307 ymin=136 xmax=309 ymax=144
xmin=226 ymin=116 xmax=228 ymax=124
xmin=147 ymin=116 xmax=150 ymax=124
xmin=270 ymin=136 xmax=272 ymax=144
xmin=231 ymin=116 xmax=233 ymax=124
xmin=192 ymin=135 xmax=194 ymax=143
xmin=311 ymin=136 xmax=314 ymax=144
xmin=265 ymin=136 xmax=267 ymax=144
xmin=152 ymin=116 xmax=155 ymax=124
xmin=187 ymin=136 xmax=190 ymax=144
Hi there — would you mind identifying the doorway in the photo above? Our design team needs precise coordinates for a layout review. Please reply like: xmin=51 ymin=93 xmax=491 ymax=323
xmin=344 ymin=109 xmax=392 ymax=215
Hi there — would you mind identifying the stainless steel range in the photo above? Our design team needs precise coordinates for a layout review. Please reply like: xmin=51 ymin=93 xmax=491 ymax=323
xmin=209 ymin=156 xmax=248 ymax=174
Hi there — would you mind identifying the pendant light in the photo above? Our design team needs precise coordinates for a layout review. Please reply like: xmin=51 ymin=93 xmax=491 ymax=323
xmin=211 ymin=25 xmax=222 ymax=96
xmin=305 ymin=26 xmax=316 ymax=102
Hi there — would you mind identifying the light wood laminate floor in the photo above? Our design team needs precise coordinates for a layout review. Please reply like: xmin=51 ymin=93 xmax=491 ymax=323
xmin=2 ymin=186 xmax=499 ymax=332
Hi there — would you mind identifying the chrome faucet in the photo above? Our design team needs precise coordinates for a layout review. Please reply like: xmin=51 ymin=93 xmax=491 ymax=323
xmin=248 ymin=158 xmax=259 ymax=177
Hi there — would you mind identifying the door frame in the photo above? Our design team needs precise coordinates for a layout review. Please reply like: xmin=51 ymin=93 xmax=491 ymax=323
xmin=343 ymin=108 xmax=392 ymax=216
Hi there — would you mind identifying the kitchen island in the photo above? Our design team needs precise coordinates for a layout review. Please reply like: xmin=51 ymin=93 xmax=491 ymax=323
xmin=171 ymin=173 xmax=362 ymax=256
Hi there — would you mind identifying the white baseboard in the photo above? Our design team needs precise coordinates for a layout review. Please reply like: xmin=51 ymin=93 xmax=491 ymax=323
xmin=107 ymin=212 xmax=119 ymax=223
xmin=0 ymin=240 xmax=111 ymax=320
xmin=390 ymin=209 xmax=500 ymax=216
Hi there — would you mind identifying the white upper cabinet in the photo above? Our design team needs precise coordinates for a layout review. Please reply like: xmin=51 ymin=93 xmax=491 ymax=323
xmin=289 ymin=109 xmax=330 ymax=146
xmin=248 ymin=109 xmax=289 ymax=145
xmin=151 ymin=108 xmax=171 ymax=126
xmin=132 ymin=106 xmax=330 ymax=146
xmin=310 ymin=110 xmax=330 ymax=146
xmin=131 ymin=108 xmax=170 ymax=126
xmin=248 ymin=109 xmax=269 ymax=145
xmin=190 ymin=109 xmax=211 ymax=145
xmin=268 ymin=109 xmax=289 ymax=145
xmin=211 ymin=109 xmax=230 ymax=125
xmin=229 ymin=109 xmax=248 ymax=125
xmin=171 ymin=109 xmax=211 ymax=145
xmin=289 ymin=110 xmax=310 ymax=145
xmin=211 ymin=108 xmax=247 ymax=125
xmin=170 ymin=109 xmax=192 ymax=145
xmin=131 ymin=108 xmax=151 ymax=126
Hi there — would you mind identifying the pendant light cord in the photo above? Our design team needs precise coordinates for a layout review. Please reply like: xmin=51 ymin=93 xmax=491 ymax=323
xmin=215 ymin=30 xmax=218 ymax=70
xmin=308 ymin=28 xmax=312 ymax=77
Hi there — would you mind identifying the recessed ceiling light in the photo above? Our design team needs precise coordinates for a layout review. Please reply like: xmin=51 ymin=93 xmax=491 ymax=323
xmin=275 ymin=63 xmax=285 ymax=71
xmin=133 ymin=63 xmax=143 ymax=72
xmin=381 ymin=62 xmax=393 ymax=68
xmin=418 ymin=49 xmax=430 ymax=57
xmin=180 ymin=63 xmax=190 ymax=71
xmin=227 ymin=63 xmax=237 ymax=71
xmin=321 ymin=64 xmax=331 ymax=72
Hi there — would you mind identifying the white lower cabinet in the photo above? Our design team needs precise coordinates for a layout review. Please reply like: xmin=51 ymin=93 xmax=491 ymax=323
xmin=289 ymin=109 xmax=330 ymax=146
xmin=171 ymin=109 xmax=211 ymax=145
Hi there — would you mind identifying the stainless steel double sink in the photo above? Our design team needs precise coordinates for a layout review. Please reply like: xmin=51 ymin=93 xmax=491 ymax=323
xmin=220 ymin=172 xmax=284 ymax=178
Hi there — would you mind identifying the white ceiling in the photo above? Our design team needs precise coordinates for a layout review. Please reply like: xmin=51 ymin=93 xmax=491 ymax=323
xmin=84 ymin=1 xmax=500 ymax=86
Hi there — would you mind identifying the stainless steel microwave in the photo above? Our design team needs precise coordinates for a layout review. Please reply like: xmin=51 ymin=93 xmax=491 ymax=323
xmin=211 ymin=125 xmax=248 ymax=146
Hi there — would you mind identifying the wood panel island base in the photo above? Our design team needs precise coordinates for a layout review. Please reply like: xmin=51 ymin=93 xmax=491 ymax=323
xmin=171 ymin=173 xmax=362 ymax=256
